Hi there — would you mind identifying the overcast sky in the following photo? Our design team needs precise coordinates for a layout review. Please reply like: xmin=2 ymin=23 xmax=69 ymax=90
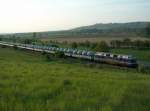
xmin=0 ymin=0 xmax=150 ymax=33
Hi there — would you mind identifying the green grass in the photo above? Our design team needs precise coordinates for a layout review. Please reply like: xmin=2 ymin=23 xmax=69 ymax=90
xmin=0 ymin=47 xmax=150 ymax=111
xmin=111 ymin=48 xmax=150 ymax=62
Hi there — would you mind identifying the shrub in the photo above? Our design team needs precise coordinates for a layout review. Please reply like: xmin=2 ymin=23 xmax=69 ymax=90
xmin=144 ymin=23 xmax=150 ymax=38
xmin=94 ymin=41 xmax=110 ymax=52
xmin=13 ymin=45 xmax=18 ymax=50
xmin=85 ymin=40 xmax=91 ymax=48
xmin=71 ymin=42 xmax=78 ymax=49
xmin=45 ymin=54 xmax=51 ymax=61
xmin=41 ymin=51 xmax=47 ymax=55
xmin=138 ymin=64 xmax=146 ymax=73
xmin=54 ymin=51 xmax=65 ymax=58
xmin=63 ymin=79 xmax=72 ymax=86
xmin=1 ymin=45 xmax=6 ymax=48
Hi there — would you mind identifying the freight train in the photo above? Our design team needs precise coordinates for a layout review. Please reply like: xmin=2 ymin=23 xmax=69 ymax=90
xmin=0 ymin=41 xmax=138 ymax=68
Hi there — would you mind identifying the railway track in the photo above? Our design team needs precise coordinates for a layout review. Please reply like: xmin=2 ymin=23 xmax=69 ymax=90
xmin=0 ymin=41 xmax=150 ymax=68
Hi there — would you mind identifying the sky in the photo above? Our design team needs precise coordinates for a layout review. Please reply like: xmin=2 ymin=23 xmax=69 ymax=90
xmin=0 ymin=0 xmax=150 ymax=33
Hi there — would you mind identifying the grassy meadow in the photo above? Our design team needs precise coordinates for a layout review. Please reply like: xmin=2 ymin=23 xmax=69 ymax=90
xmin=0 ymin=47 xmax=150 ymax=111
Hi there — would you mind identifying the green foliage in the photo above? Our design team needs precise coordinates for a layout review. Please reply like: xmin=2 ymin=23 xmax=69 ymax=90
xmin=33 ymin=32 xmax=37 ymax=38
xmin=84 ymin=40 xmax=91 ymax=48
xmin=110 ymin=39 xmax=150 ymax=49
xmin=0 ymin=47 xmax=150 ymax=111
xmin=63 ymin=79 xmax=72 ymax=86
xmin=90 ymin=42 xmax=97 ymax=49
xmin=138 ymin=64 xmax=146 ymax=73
xmin=23 ymin=39 xmax=36 ymax=44
xmin=144 ymin=24 xmax=150 ymax=38
xmin=45 ymin=54 xmax=51 ymax=61
xmin=41 ymin=51 xmax=47 ymax=55
xmin=1 ymin=45 xmax=6 ymax=48
xmin=0 ymin=36 xmax=2 ymax=41
xmin=123 ymin=38 xmax=131 ymax=44
xmin=94 ymin=41 xmax=110 ymax=52
xmin=71 ymin=42 xmax=78 ymax=49
xmin=54 ymin=51 xmax=65 ymax=58
xmin=13 ymin=45 xmax=18 ymax=50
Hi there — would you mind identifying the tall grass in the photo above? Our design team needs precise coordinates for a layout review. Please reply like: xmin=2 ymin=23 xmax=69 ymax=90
xmin=0 ymin=47 xmax=150 ymax=111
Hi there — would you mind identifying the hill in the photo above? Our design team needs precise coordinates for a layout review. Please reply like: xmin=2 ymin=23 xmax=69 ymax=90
xmin=72 ymin=22 xmax=149 ymax=31
xmin=40 ymin=22 xmax=150 ymax=38
xmin=1 ymin=22 xmax=150 ymax=39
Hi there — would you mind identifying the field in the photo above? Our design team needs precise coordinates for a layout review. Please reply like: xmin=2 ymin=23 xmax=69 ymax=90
xmin=0 ymin=47 xmax=150 ymax=111
xmin=41 ymin=36 xmax=150 ymax=43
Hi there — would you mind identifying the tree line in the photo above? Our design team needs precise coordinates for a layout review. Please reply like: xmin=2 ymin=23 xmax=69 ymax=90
xmin=110 ymin=39 xmax=150 ymax=49
xmin=68 ymin=39 xmax=150 ymax=52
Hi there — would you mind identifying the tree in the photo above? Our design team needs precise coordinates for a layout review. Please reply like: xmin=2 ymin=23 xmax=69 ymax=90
xmin=23 ymin=39 xmax=33 ymax=44
xmin=33 ymin=32 xmax=37 ymax=38
xmin=143 ymin=40 xmax=150 ymax=48
xmin=94 ymin=41 xmax=110 ymax=52
xmin=84 ymin=40 xmax=91 ymax=48
xmin=71 ymin=42 xmax=78 ymax=49
xmin=122 ymin=38 xmax=132 ymax=48
xmin=133 ymin=40 xmax=144 ymax=49
xmin=110 ymin=40 xmax=122 ymax=48
xmin=13 ymin=45 xmax=18 ymax=50
xmin=55 ymin=51 xmax=65 ymax=58
xmin=0 ymin=35 xmax=3 ymax=41
xmin=62 ymin=41 xmax=68 ymax=45
xmin=45 ymin=54 xmax=52 ymax=61
xmin=144 ymin=24 xmax=150 ymax=38
xmin=90 ymin=42 xmax=97 ymax=50
xmin=123 ymin=38 xmax=131 ymax=43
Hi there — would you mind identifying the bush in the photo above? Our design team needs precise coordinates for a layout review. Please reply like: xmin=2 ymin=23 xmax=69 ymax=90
xmin=63 ymin=79 xmax=72 ymax=86
xmin=85 ymin=40 xmax=91 ymax=48
xmin=13 ymin=45 xmax=18 ymax=50
xmin=144 ymin=23 xmax=150 ymax=38
xmin=54 ymin=51 xmax=65 ymax=58
xmin=42 ymin=51 xmax=47 ymax=55
xmin=71 ymin=42 xmax=78 ymax=49
xmin=90 ymin=42 xmax=97 ymax=49
xmin=45 ymin=54 xmax=51 ymax=61
xmin=1 ymin=45 xmax=6 ymax=48
xmin=94 ymin=41 xmax=110 ymax=52
xmin=138 ymin=64 xmax=146 ymax=73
